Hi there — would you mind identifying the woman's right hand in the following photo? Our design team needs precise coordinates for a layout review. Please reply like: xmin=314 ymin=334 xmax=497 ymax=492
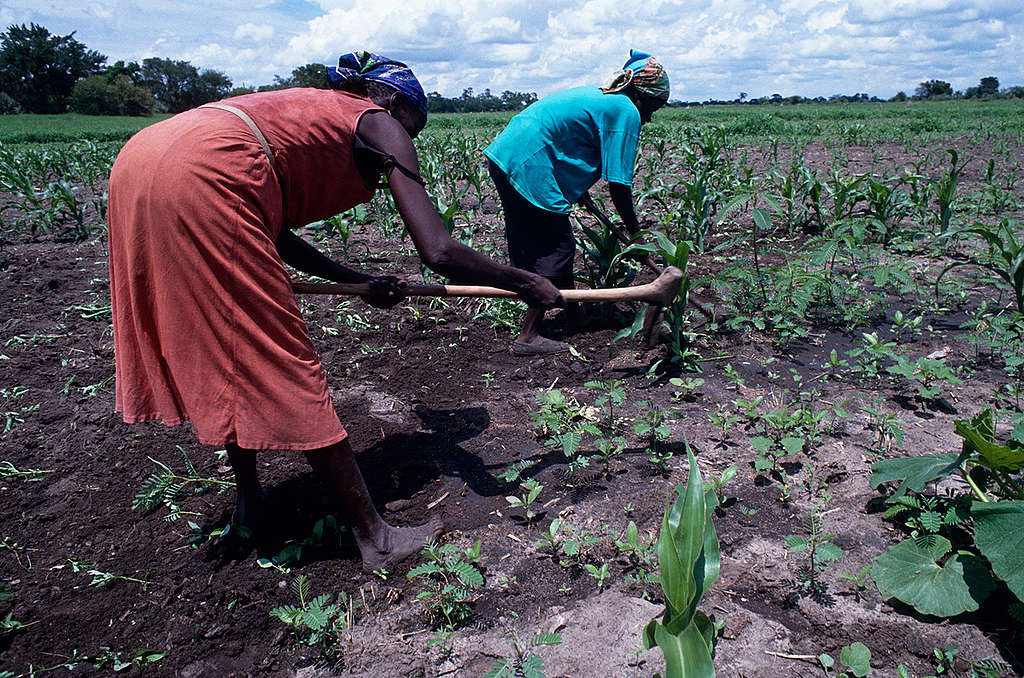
xmin=519 ymin=274 xmax=565 ymax=309
xmin=364 ymin=275 xmax=408 ymax=309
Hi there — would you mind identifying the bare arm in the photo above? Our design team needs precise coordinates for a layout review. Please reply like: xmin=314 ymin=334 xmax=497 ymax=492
xmin=607 ymin=181 xmax=642 ymax=237
xmin=276 ymin=229 xmax=406 ymax=308
xmin=356 ymin=112 xmax=564 ymax=308
xmin=276 ymin=229 xmax=370 ymax=283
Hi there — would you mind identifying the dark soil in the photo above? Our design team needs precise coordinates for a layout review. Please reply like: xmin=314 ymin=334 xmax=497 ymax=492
xmin=1 ymin=136 xmax=1022 ymax=678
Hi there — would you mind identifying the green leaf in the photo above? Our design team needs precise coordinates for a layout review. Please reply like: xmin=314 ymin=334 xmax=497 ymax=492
xmin=532 ymin=632 xmax=563 ymax=646
xmin=839 ymin=642 xmax=871 ymax=677
xmin=785 ymin=536 xmax=809 ymax=552
xmin=919 ymin=511 xmax=942 ymax=533
xmin=651 ymin=619 xmax=716 ymax=678
xmin=626 ymin=520 xmax=639 ymax=546
xmin=749 ymin=436 xmax=773 ymax=454
xmin=869 ymin=454 xmax=960 ymax=498
xmin=484 ymin=658 xmax=513 ymax=678
xmin=559 ymin=431 xmax=582 ymax=458
xmin=971 ymin=501 xmax=1024 ymax=599
xmin=871 ymin=535 xmax=995 ymax=617
xmin=658 ymin=458 xmax=706 ymax=621
xmin=522 ymin=654 xmax=546 ymax=678
xmin=452 ymin=561 xmax=484 ymax=588
xmin=780 ymin=437 xmax=805 ymax=456
xmin=817 ymin=542 xmax=845 ymax=563
xmin=955 ymin=415 xmax=1024 ymax=471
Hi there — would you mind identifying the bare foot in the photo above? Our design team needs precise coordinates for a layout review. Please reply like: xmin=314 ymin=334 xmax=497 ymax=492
xmin=358 ymin=518 xmax=444 ymax=572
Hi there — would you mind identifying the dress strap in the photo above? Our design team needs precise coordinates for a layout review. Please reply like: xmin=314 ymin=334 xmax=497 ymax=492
xmin=354 ymin=131 xmax=426 ymax=188
xmin=199 ymin=103 xmax=277 ymax=175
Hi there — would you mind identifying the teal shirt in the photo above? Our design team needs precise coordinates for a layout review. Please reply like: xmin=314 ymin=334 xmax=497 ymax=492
xmin=484 ymin=87 xmax=640 ymax=214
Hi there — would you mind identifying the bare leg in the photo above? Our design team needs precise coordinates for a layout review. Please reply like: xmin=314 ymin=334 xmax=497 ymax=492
xmin=516 ymin=305 xmax=547 ymax=344
xmin=226 ymin=443 xmax=264 ymax=531
xmin=304 ymin=439 xmax=442 ymax=571
xmin=516 ymin=273 xmax=574 ymax=346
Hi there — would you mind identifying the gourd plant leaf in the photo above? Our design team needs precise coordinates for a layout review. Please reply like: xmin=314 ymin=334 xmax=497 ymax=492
xmin=869 ymin=454 xmax=960 ymax=499
xmin=839 ymin=642 xmax=871 ymax=678
xmin=871 ymin=535 xmax=995 ymax=617
xmin=971 ymin=501 xmax=1024 ymax=600
xmin=954 ymin=413 xmax=1024 ymax=471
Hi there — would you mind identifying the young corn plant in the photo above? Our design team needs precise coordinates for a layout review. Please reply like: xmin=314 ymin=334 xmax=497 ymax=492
xmin=642 ymin=447 xmax=721 ymax=678
xmin=933 ymin=149 xmax=970 ymax=234
xmin=573 ymin=212 xmax=637 ymax=291
xmin=936 ymin=218 xmax=1024 ymax=315
xmin=614 ymin=232 xmax=694 ymax=367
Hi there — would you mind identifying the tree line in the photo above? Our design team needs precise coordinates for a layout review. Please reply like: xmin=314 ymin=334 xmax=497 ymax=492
xmin=670 ymin=76 xmax=1023 ymax=107
xmin=1 ymin=22 xmax=1020 ymax=117
xmin=0 ymin=23 xmax=538 ymax=117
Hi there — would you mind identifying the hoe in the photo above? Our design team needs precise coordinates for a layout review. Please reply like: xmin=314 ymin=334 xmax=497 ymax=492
xmin=291 ymin=265 xmax=685 ymax=309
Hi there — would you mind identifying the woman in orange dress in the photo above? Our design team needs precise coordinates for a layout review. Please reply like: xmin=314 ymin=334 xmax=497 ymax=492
xmin=108 ymin=51 xmax=563 ymax=570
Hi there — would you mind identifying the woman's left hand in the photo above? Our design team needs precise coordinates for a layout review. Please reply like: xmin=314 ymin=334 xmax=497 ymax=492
xmin=364 ymin=275 xmax=408 ymax=308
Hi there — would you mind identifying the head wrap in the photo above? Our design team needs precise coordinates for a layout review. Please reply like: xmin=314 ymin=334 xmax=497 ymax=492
xmin=601 ymin=49 xmax=670 ymax=102
xmin=327 ymin=50 xmax=428 ymax=119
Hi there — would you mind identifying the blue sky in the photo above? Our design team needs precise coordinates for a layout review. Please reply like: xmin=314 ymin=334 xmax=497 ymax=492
xmin=4 ymin=0 xmax=1023 ymax=101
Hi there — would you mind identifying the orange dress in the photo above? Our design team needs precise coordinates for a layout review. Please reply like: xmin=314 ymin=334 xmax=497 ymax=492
xmin=108 ymin=89 xmax=382 ymax=450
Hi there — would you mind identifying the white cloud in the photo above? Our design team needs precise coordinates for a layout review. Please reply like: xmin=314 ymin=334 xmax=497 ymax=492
xmin=234 ymin=23 xmax=275 ymax=42
xmin=9 ymin=0 xmax=1024 ymax=100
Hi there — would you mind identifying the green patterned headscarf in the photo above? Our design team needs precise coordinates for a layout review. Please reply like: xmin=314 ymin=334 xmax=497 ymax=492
xmin=601 ymin=50 xmax=670 ymax=102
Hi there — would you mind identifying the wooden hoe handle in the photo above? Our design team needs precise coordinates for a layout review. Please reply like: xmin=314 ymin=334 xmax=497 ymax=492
xmin=291 ymin=267 xmax=684 ymax=307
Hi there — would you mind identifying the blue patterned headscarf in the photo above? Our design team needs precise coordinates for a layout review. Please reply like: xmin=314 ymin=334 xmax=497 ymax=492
xmin=328 ymin=51 xmax=428 ymax=119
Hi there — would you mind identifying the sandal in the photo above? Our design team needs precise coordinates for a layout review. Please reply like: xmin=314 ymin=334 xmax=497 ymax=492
xmin=512 ymin=337 xmax=570 ymax=355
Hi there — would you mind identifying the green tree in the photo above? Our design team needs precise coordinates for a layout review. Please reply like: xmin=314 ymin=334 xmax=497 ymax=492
xmin=227 ymin=85 xmax=256 ymax=97
xmin=976 ymin=76 xmax=1000 ymax=97
xmin=0 ymin=23 xmax=106 ymax=113
xmin=0 ymin=91 xmax=20 ymax=114
xmin=140 ymin=57 xmax=231 ymax=113
xmin=69 ymin=73 xmax=155 ymax=116
xmin=105 ymin=60 xmax=144 ymax=85
xmin=914 ymin=79 xmax=952 ymax=99
xmin=258 ymin=63 xmax=328 ymax=91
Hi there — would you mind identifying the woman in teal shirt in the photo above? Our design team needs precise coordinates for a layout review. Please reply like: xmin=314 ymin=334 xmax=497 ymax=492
xmin=484 ymin=50 xmax=670 ymax=354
